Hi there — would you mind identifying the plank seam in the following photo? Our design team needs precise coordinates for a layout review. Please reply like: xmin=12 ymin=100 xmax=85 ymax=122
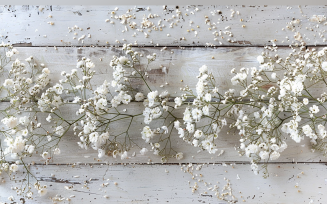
xmin=19 ymin=162 xmax=327 ymax=166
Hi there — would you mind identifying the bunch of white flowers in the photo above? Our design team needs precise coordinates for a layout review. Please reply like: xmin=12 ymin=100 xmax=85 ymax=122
xmin=5 ymin=41 xmax=327 ymax=200
xmin=73 ymin=45 xmax=166 ymax=160
xmin=225 ymin=45 xmax=327 ymax=176
xmin=0 ymin=42 xmax=18 ymax=72
xmin=174 ymin=65 xmax=226 ymax=155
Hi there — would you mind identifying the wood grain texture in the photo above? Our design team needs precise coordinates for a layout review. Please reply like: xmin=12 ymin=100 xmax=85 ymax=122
xmin=1 ymin=163 xmax=326 ymax=203
xmin=3 ymin=46 xmax=327 ymax=99
xmin=0 ymin=102 xmax=325 ymax=165
xmin=1 ymin=5 xmax=327 ymax=47
xmin=0 ymin=47 xmax=326 ymax=164
xmin=1 ymin=5 xmax=327 ymax=204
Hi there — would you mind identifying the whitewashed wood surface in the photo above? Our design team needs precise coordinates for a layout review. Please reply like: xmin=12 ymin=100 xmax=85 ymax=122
xmin=1 ymin=5 xmax=327 ymax=204
xmin=1 ymin=163 xmax=327 ymax=203
xmin=1 ymin=5 xmax=327 ymax=47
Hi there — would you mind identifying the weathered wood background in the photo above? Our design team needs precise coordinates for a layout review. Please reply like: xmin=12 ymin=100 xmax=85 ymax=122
xmin=1 ymin=5 xmax=327 ymax=204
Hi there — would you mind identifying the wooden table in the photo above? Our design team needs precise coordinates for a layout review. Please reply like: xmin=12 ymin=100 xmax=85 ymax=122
xmin=1 ymin=5 xmax=327 ymax=203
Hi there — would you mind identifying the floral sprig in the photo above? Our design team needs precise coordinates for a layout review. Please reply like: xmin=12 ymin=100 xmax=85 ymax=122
xmin=0 ymin=47 xmax=55 ymax=198
xmin=3 ymin=42 xmax=327 ymax=200
xmin=174 ymin=65 xmax=227 ymax=154
xmin=227 ymin=45 xmax=327 ymax=176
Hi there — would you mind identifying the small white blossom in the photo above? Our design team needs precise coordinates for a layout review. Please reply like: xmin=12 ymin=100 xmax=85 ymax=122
xmin=204 ymin=93 xmax=211 ymax=102
xmin=186 ymin=122 xmax=195 ymax=133
xmin=309 ymin=105 xmax=319 ymax=114
xmin=270 ymin=151 xmax=280 ymax=160
xmin=38 ymin=188 xmax=47 ymax=196
xmin=140 ymin=148 xmax=148 ymax=155
xmin=53 ymin=148 xmax=61 ymax=155
xmin=194 ymin=130 xmax=204 ymax=139
xmin=41 ymin=151 xmax=49 ymax=159
xmin=147 ymin=90 xmax=158 ymax=107
xmin=121 ymin=151 xmax=128 ymax=160
xmin=322 ymin=61 xmax=327 ymax=71
xmin=9 ymin=164 xmax=19 ymax=172
xmin=192 ymin=108 xmax=202 ymax=122
xmin=55 ymin=126 xmax=65 ymax=135
xmin=46 ymin=114 xmax=52 ymax=122
xmin=19 ymin=116 xmax=29 ymax=126
xmin=175 ymin=152 xmax=183 ymax=160
xmin=199 ymin=65 xmax=208 ymax=74
xmin=53 ymin=83 xmax=63 ymax=94
xmin=3 ymin=79 xmax=14 ymax=88
xmin=174 ymin=120 xmax=180 ymax=129
xmin=259 ymin=151 xmax=269 ymax=160
xmin=27 ymin=145 xmax=35 ymax=154
xmin=135 ymin=92 xmax=144 ymax=101
xmin=98 ymin=149 xmax=105 ymax=158
xmin=141 ymin=126 xmax=154 ymax=142
xmin=2 ymin=116 xmax=18 ymax=129
xmin=174 ymin=97 xmax=182 ymax=108
xmin=257 ymin=55 xmax=264 ymax=64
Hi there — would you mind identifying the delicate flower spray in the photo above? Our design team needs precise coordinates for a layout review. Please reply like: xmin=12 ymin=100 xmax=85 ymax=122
xmin=227 ymin=44 xmax=327 ymax=177
xmin=3 ymin=41 xmax=327 ymax=200
xmin=173 ymin=65 xmax=227 ymax=155
xmin=0 ymin=44 xmax=54 ymax=197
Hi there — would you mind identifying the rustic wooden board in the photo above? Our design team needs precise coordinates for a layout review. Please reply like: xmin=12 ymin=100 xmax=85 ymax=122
xmin=1 ymin=163 xmax=326 ymax=203
xmin=2 ymin=46 xmax=327 ymax=99
xmin=1 ymin=5 xmax=327 ymax=47
xmin=1 ymin=5 xmax=327 ymax=204
xmin=0 ymin=46 xmax=326 ymax=165
xmin=0 ymin=102 xmax=325 ymax=165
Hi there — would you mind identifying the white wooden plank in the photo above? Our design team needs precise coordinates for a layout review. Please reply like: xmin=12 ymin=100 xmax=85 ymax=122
xmin=3 ymin=46 xmax=327 ymax=99
xmin=1 ymin=5 xmax=327 ymax=47
xmin=2 ymin=5 xmax=327 ymax=204
xmin=1 ymin=163 xmax=326 ymax=203
xmin=1 ymin=46 xmax=327 ymax=164
xmin=0 ymin=102 xmax=325 ymax=164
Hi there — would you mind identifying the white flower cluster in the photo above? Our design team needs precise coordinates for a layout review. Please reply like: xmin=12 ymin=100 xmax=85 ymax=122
xmin=71 ymin=46 xmax=161 ymax=160
xmin=141 ymin=126 xmax=154 ymax=142
xmin=227 ymin=45 xmax=327 ymax=176
xmin=37 ymin=80 xmax=63 ymax=112
xmin=140 ymin=89 xmax=181 ymax=160
xmin=0 ymin=42 xmax=18 ymax=72
xmin=2 ymin=56 xmax=51 ymax=110
xmin=142 ymin=90 xmax=171 ymax=125
xmin=0 ymin=46 xmax=68 ymax=198
xmin=6 ymin=41 xmax=327 ymax=201
xmin=109 ymin=44 xmax=140 ymax=107
xmin=174 ymin=65 xmax=226 ymax=154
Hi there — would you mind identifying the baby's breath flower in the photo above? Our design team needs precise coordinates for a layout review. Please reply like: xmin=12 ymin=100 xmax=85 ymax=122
xmin=147 ymin=90 xmax=158 ymax=107
xmin=257 ymin=55 xmax=264 ymax=64
xmin=175 ymin=152 xmax=183 ymax=160
xmin=9 ymin=164 xmax=19 ymax=172
xmin=322 ymin=61 xmax=327 ymax=71
xmin=141 ymin=126 xmax=154 ymax=142
xmin=38 ymin=187 xmax=47 ymax=196
xmin=53 ymin=148 xmax=61 ymax=155
xmin=121 ymin=151 xmax=128 ymax=160
xmin=310 ymin=105 xmax=319 ymax=114
xmin=270 ymin=151 xmax=280 ymax=160
xmin=135 ymin=92 xmax=144 ymax=101
xmin=140 ymin=148 xmax=148 ymax=155
xmin=3 ymin=79 xmax=14 ymax=88
xmin=2 ymin=116 xmax=18 ymax=128
xmin=46 ymin=114 xmax=52 ymax=122
xmin=41 ymin=152 xmax=49 ymax=159
xmin=55 ymin=126 xmax=65 ymax=135
xmin=174 ymin=97 xmax=182 ymax=108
